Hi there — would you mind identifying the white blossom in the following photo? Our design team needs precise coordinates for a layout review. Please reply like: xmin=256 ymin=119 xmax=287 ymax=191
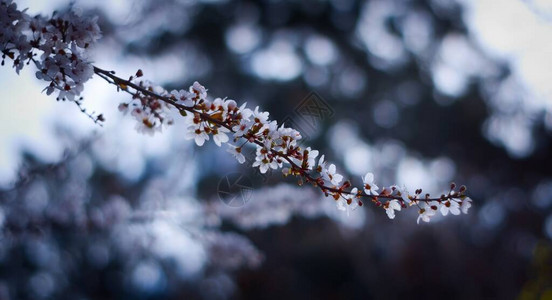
xmin=336 ymin=188 xmax=359 ymax=216
xmin=304 ymin=147 xmax=319 ymax=170
xmin=252 ymin=106 xmax=269 ymax=124
xmin=171 ymin=89 xmax=194 ymax=107
xmin=186 ymin=123 xmax=210 ymax=146
xmin=323 ymin=164 xmax=343 ymax=186
xmin=460 ymin=197 xmax=472 ymax=214
xmin=212 ymin=126 xmax=230 ymax=147
xmin=252 ymin=146 xmax=278 ymax=174
xmin=417 ymin=202 xmax=438 ymax=224
xmin=384 ymin=200 xmax=401 ymax=219
xmin=233 ymin=118 xmax=251 ymax=138
xmin=440 ymin=200 xmax=461 ymax=216
xmin=190 ymin=81 xmax=207 ymax=100
xmin=362 ymin=172 xmax=379 ymax=196
xmin=227 ymin=145 xmax=246 ymax=164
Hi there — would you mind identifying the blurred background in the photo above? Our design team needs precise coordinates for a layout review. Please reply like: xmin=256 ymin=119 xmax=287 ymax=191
xmin=1 ymin=0 xmax=552 ymax=299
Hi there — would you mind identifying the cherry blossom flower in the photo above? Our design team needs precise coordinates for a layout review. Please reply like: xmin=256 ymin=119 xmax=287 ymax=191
xmin=317 ymin=155 xmax=327 ymax=171
xmin=190 ymin=81 xmax=207 ymax=100
xmin=303 ymin=147 xmax=319 ymax=170
xmin=396 ymin=185 xmax=411 ymax=203
xmin=252 ymin=146 xmax=278 ymax=174
xmin=252 ymin=106 xmax=269 ymax=124
xmin=362 ymin=172 xmax=379 ymax=196
xmin=233 ymin=118 xmax=251 ymax=138
xmin=227 ymin=145 xmax=246 ymax=164
xmin=460 ymin=197 xmax=472 ymax=214
xmin=186 ymin=123 xmax=210 ymax=146
xmin=171 ymin=89 xmax=194 ymax=107
xmin=336 ymin=188 xmax=359 ymax=216
xmin=135 ymin=117 xmax=160 ymax=136
xmin=323 ymin=164 xmax=343 ymax=186
xmin=440 ymin=200 xmax=461 ymax=216
xmin=417 ymin=202 xmax=438 ymax=224
xmin=384 ymin=200 xmax=401 ymax=219
xmin=212 ymin=126 xmax=230 ymax=147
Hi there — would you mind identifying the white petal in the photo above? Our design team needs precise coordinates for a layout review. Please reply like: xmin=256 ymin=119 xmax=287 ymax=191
xmin=195 ymin=135 xmax=206 ymax=146
xmin=450 ymin=206 xmax=461 ymax=215
xmin=363 ymin=172 xmax=374 ymax=184
xmin=336 ymin=200 xmax=347 ymax=211
xmin=333 ymin=173 xmax=343 ymax=185
xmin=390 ymin=200 xmax=401 ymax=211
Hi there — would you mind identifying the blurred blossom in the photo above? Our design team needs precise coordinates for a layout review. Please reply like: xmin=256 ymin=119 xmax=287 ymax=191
xmin=202 ymin=232 xmax=263 ymax=270
xmin=481 ymin=75 xmax=544 ymax=157
xmin=356 ymin=0 xmax=408 ymax=70
xmin=344 ymin=143 xmax=372 ymax=176
xmin=464 ymin=0 xmax=552 ymax=101
xmin=429 ymin=157 xmax=456 ymax=184
xmin=397 ymin=157 xmax=437 ymax=194
xmin=400 ymin=9 xmax=434 ymax=55
xmin=432 ymin=63 xmax=468 ymax=101
xmin=484 ymin=114 xmax=535 ymax=158
xmin=432 ymin=34 xmax=496 ymax=98
xmin=304 ymin=35 xmax=338 ymax=66
xmin=251 ymin=40 xmax=302 ymax=81
xmin=375 ymin=140 xmax=407 ymax=168
xmin=328 ymin=121 xmax=456 ymax=195
xmin=113 ymin=0 xmax=194 ymax=41
xmin=328 ymin=121 xmax=360 ymax=154
xmin=149 ymin=219 xmax=206 ymax=278
xmin=215 ymin=184 xmax=328 ymax=230
xmin=329 ymin=121 xmax=373 ymax=176
xmin=463 ymin=0 xmax=552 ymax=155
xmin=225 ymin=24 xmax=261 ymax=54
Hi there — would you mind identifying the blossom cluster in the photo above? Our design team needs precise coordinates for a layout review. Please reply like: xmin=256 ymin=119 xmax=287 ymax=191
xmin=102 ymin=66 xmax=472 ymax=223
xmin=0 ymin=0 xmax=100 ymax=101
xmin=116 ymin=72 xmax=175 ymax=135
